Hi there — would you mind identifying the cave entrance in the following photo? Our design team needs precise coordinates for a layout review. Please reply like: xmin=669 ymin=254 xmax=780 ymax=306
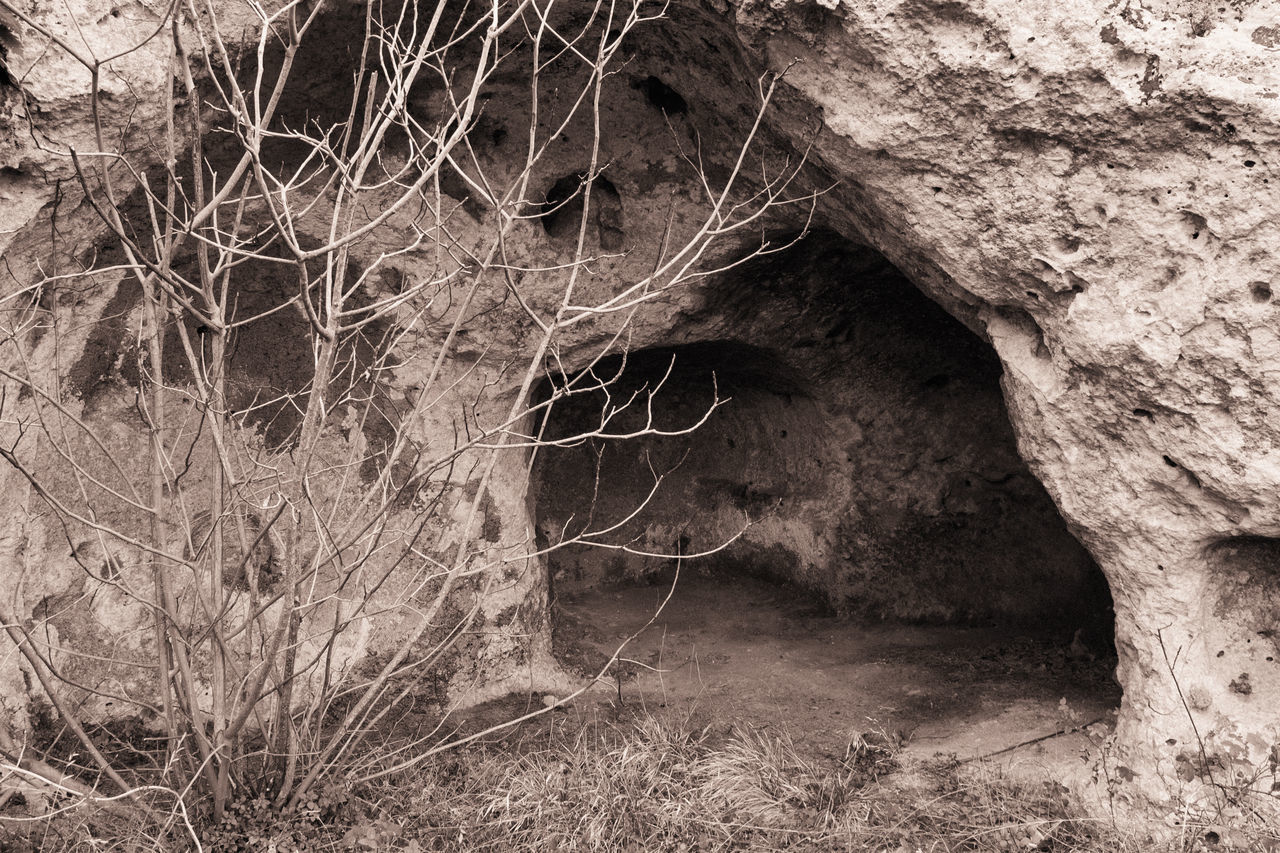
xmin=530 ymin=230 xmax=1119 ymax=764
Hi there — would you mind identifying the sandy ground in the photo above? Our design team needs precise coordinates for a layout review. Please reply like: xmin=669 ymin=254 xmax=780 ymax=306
xmin=549 ymin=571 xmax=1121 ymax=782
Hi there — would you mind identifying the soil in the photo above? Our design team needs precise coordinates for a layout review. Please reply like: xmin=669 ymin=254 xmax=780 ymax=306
xmin=547 ymin=569 xmax=1121 ymax=779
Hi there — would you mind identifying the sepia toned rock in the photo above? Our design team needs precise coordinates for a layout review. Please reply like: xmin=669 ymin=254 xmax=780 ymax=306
xmin=2 ymin=0 xmax=1279 ymax=820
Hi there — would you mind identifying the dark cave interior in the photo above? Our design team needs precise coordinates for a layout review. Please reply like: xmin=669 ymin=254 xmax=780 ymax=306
xmin=533 ymin=231 xmax=1114 ymax=635
xmin=531 ymin=231 xmax=1120 ymax=757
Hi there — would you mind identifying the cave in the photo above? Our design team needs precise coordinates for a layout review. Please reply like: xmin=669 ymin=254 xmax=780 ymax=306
xmin=13 ymin=0 xmax=1280 ymax=826
xmin=532 ymin=231 xmax=1120 ymax=760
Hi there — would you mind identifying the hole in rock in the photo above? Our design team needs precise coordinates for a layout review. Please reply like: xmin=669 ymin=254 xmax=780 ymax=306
xmin=0 ymin=21 xmax=16 ymax=90
xmin=532 ymin=231 xmax=1118 ymax=762
xmin=633 ymin=75 xmax=688 ymax=115
xmin=1207 ymin=537 xmax=1280 ymax=656
xmin=540 ymin=172 xmax=625 ymax=250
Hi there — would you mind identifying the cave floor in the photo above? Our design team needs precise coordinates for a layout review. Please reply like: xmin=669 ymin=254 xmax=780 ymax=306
xmin=550 ymin=570 xmax=1120 ymax=778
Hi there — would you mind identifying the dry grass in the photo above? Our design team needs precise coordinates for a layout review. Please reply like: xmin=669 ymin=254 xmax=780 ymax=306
xmin=371 ymin=706 xmax=1276 ymax=853
xmin=4 ymin=705 xmax=1278 ymax=851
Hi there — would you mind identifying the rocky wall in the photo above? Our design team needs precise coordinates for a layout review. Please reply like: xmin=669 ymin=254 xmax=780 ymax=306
xmin=2 ymin=0 xmax=1280 ymax=822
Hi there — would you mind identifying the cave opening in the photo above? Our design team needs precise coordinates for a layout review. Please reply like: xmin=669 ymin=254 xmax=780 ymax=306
xmin=531 ymin=230 xmax=1120 ymax=760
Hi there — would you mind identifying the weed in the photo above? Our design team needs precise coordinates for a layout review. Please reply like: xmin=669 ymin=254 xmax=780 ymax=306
xmin=5 ymin=705 xmax=1278 ymax=851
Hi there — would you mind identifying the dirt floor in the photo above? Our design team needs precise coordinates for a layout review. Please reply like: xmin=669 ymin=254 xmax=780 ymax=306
xmin=549 ymin=570 xmax=1121 ymax=781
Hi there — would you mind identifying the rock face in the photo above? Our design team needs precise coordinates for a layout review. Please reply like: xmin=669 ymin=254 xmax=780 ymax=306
xmin=3 ymin=0 xmax=1280 ymax=821
xmin=728 ymin=0 xmax=1280 ymax=820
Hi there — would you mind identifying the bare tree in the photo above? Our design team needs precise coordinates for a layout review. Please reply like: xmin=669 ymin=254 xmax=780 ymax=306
xmin=0 ymin=0 xmax=813 ymax=834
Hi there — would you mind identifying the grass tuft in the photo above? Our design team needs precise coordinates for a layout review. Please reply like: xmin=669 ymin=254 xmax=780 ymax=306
xmin=5 ymin=706 xmax=1278 ymax=851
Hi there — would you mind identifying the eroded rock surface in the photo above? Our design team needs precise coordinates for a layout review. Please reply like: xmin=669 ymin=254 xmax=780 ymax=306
xmin=723 ymin=0 xmax=1280 ymax=819
xmin=3 ymin=0 xmax=1280 ymax=821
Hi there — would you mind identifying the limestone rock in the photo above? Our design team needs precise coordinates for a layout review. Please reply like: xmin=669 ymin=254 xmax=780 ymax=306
xmin=2 ymin=0 xmax=1280 ymax=822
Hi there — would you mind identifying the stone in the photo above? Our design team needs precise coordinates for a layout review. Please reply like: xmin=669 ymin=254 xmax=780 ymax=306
xmin=1 ymin=0 xmax=1279 ymax=823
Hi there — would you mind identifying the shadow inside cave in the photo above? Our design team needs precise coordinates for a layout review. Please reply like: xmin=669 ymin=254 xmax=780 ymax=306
xmin=529 ymin=229 xmax=1119 ymax=767
xmin=551 ymin=570 xmax=1120 ymax=767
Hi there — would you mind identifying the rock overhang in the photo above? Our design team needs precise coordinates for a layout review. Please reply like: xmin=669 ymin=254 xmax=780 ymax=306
xmin=1 ymin=0 xmax=1279 ymax=822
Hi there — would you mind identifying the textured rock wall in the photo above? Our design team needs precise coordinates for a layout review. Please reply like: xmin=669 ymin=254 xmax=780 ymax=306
xmin=3 ymin=0 xmax=1280 ymax=820
xmin=719 ymin=0 xmax=1280 ymax=818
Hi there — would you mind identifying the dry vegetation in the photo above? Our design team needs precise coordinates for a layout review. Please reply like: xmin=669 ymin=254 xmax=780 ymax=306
xmin=0 ymin=0 xmax=812 ymax=833
xmin=2 ymin=0 xmax=1278 ymax=848
xmin=3 ymin=702 xmax=1274 ymax=852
